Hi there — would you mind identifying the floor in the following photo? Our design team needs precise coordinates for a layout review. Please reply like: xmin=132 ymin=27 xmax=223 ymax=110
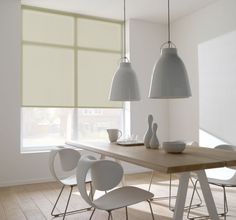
xmin=0 ymin=172 xmax=235 ymax=220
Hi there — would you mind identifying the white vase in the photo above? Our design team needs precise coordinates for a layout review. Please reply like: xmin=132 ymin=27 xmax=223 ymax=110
xmin=143 ymin=114 xmax=153 ymax=148
xmin=150 ymin=123 xmax=159 ymax=149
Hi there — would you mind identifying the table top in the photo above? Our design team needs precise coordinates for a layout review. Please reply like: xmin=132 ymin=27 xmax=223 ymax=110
xmin=67 ymin=141 xmax=236 ymax=174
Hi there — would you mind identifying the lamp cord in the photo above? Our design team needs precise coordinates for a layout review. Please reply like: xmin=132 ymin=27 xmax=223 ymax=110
xmin=123 ymin=0 xmax=127 ymax=59
xmin=160 ymin=0 xmax=176 ymax=50
xmin=168 ymin=0 xmax=171 ymax=47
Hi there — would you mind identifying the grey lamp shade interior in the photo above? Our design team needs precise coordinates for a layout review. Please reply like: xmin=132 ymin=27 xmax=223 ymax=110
xmin=149 ymin=48 xmax=191 ymax=99
xmin=109 ymin=62 xmax=140 ymax=101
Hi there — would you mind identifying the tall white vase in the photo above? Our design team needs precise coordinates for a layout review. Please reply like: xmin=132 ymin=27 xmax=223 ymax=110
xmin=143 ymin=114 xmax=153 ymax=148
xmin=150 ymin=123 xmax=159 ymax=149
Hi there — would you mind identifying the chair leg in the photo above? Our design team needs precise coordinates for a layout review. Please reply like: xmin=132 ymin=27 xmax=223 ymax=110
xmin=147 ymin=200 xmax=155 ymax=220
xmin=187 ymin=179 xmax=198 ymax=219
xmin=169 ymin=174 xmax=174 ymax=211
xmin=51 ymin=185 xmax=65 ymax=217
xmin=51 ymin=184 xmax=93 ymax=218
xmin=222 ymin=186 xmax=229 ymax=220
xmin=89 ymin=182 xmax=95 ymax=200
xmin=125 ymin=207 xmax=128 ymax=220
xmin=89 ymin=208 xmax=96 ymax=220
xmin=190 ymin=177 xmax=203 ymax=208
xmin=107 ymin=211 xmax=112 ymax=220
xmin=148 ymin=171 xmax=155 ymax=192
xmin=62 ymin=186 xmax=73 ymax=220
xmin=187 ymin=181 xmax=228 ymax=220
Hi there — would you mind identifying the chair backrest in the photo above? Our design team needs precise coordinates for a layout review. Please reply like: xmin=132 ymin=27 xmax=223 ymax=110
xmin=91 ymin=159 xmax=123 ymax=191
xmin=216 ymin=145 xmax=236 ymax=184
xmin=76 ymin=155 xmax=124 ymax=209
xmin=215 ymin=144 xmax=236 ymax=171
xmin=186 ymin=141 xmax=199 ymax=147
xmin=215 ymin=144 xmax=236 ymax=151
xmin=49 ymin=148 xmax=81 ymax=182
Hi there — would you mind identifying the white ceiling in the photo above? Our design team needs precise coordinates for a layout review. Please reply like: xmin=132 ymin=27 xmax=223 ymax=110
xmin=21 ymin=0 xmax=218 ymax=23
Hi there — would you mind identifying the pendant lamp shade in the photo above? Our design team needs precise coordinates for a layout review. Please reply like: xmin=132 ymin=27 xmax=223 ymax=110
xmin=109 ymin=62 xmax=140 ymax=101
xmin=109 ymin=0 xmax=140 ymax=101
xmin=149 ymin=0 xmax=191 ymax=99
xmin=149 ymin=48 xmax=191 ymax=99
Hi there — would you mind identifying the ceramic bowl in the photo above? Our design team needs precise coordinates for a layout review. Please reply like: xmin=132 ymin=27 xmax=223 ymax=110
xmin=162 ymin=141 xmax=186 ymax=154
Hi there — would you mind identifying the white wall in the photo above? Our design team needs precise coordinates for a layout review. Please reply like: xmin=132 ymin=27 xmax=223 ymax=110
xmin=129 ymin=19 xmax=169 ymax=143
xmin=0 ymin=1 xmax=168 ymax=186
xmin=0 ymin=0 xmax=53 ymax=186
xmin=169 ymin=0 xmax=236 ymax=141
xmin=199 ymin=31 xmax=236 ymax=145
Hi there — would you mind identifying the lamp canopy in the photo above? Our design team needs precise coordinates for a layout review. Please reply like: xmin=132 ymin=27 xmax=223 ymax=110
xmin=149 ymin=0 xmax=191 ymax=99
xmin=109 ymin=0 xmax=140 ymax=101
xmin=149 ymin=48 xmax=191 ymax=99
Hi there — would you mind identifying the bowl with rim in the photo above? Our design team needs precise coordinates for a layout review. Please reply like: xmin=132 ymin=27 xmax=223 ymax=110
xmin=162 ymin=141 xmax=186 ymax=154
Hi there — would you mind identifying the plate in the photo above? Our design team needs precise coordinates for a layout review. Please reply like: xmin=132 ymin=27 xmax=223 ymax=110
xmin=116 ymin=141 xmax=144 ymax=146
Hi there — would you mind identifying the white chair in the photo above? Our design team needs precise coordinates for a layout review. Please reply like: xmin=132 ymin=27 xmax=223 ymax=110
xmin=49 ymin=148 xmax=92 ymax=219
xmin=148 ymin=141 xmax=202 ymax=211
xmin=187 ymin=144 xmax=236 ymax=220
xmin=76 ymin=155 xmax=155 ymax=220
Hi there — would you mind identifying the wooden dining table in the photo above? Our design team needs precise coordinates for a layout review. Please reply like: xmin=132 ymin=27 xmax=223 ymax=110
xmin=67 ymin=141 xmax=236 ymax=220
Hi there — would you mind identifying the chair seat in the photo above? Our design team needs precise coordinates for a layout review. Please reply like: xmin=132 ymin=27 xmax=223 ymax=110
xmin=208 ymin=177 xmax=236 ymax=187
xmin=94 ymin=186 xmax=154 ymax=211
xmin=206 ymin=167 xmax=236 ymax=186
xmin=61 ymin=173 xmax=92 ymax=186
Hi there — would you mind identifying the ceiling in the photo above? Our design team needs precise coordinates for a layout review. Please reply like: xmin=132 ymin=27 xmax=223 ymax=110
xmin=21 ymin=0 xmax=218 ymax=23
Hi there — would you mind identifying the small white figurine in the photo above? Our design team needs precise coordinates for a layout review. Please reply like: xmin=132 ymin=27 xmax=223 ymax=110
xmin=143 ymin=114 xmax=153 ymax=148
xmin=150 ymin=123 xmax=159 ymax=149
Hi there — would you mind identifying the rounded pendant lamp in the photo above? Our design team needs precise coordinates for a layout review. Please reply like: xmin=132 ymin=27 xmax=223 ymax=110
xmin=109 ymin=0 xmax=140 ymax=101
xmin=149 ymin=0 xmax=191 ymax=99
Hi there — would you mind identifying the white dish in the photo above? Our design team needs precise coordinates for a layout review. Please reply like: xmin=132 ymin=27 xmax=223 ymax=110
xmin=117 ymin=141 xmax=144 ymax=146
xmin=162 ymin=141 xmax=186 ymax=154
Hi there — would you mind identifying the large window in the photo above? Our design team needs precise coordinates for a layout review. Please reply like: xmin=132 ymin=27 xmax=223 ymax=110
xmin=21 ymin=7 xmax=124 ymax=151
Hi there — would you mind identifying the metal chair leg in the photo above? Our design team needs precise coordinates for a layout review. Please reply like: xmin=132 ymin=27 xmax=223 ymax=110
xmin=222 ymin=186 xmax=229 ymax=220
xmin=190 ymin=177 xmax=203 ymax=208
xmin=169 ymin=174 xmax=174 ymax=211
xmin=51 ymin=184 xmax=93 ymax=218
xmin=148 ymin=171 xmax=155 ymax=191
xmin=107 ymin=211 xmax=112 ymax=220
xmin=147 ymin=200 xmax=155 ymax=220
xmin=62 ymin=185 xmax=73 ymax=220
xmin=187 ymin=181 xmax=229 ymax=220
xmin=170 ymin=176 xmax=202 ymax=212
xmin=89 ymin=208 xmax=96 ymax=220
xmin=51 ymin=185 xmax=65 ymax=217
xmin=89 ymin=182 xmax=94 ymax=200
xmin=187 ymin=179 xmax=199 ymax=219
xmin=125 ymin=207 xmax=128 ymax=220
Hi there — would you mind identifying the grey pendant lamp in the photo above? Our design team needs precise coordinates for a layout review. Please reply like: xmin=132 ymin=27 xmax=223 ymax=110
xmin=149 ymin=0 xmax=191 ymax=99
xmin=109 ymin=0 xmax=140 ymax=101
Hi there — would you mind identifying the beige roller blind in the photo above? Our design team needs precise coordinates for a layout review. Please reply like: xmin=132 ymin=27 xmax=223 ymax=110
xmin=77 ymin=18 xmax=122 ymax=51
xmin=77 ymin=50 xmax=121 ymax=108
xmin=22 ymin=7 xmax=122 ymax=108
xmin=22 ymin=45 xmax=75 ymax=107
xmin=23 ymin=9 xmax=74 ymax=46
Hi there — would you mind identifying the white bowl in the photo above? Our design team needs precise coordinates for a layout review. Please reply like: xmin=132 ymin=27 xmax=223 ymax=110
xmin=162 ymin=141 xmax=186 ymax=154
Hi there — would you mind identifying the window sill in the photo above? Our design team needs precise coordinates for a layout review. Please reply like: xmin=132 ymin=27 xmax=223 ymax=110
xmin=21 ymin=144 xmax=82 ymax=154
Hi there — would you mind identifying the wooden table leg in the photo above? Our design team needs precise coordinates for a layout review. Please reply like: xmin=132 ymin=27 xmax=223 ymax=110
xmin=196 ymin=170 xmax=219 ymax=220
xmin=173 ymin=172 xmax=190 ymax=220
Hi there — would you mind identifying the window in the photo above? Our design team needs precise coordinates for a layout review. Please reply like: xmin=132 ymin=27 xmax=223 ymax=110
xmin=21 ymin=7 xmax=124 ymax=151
